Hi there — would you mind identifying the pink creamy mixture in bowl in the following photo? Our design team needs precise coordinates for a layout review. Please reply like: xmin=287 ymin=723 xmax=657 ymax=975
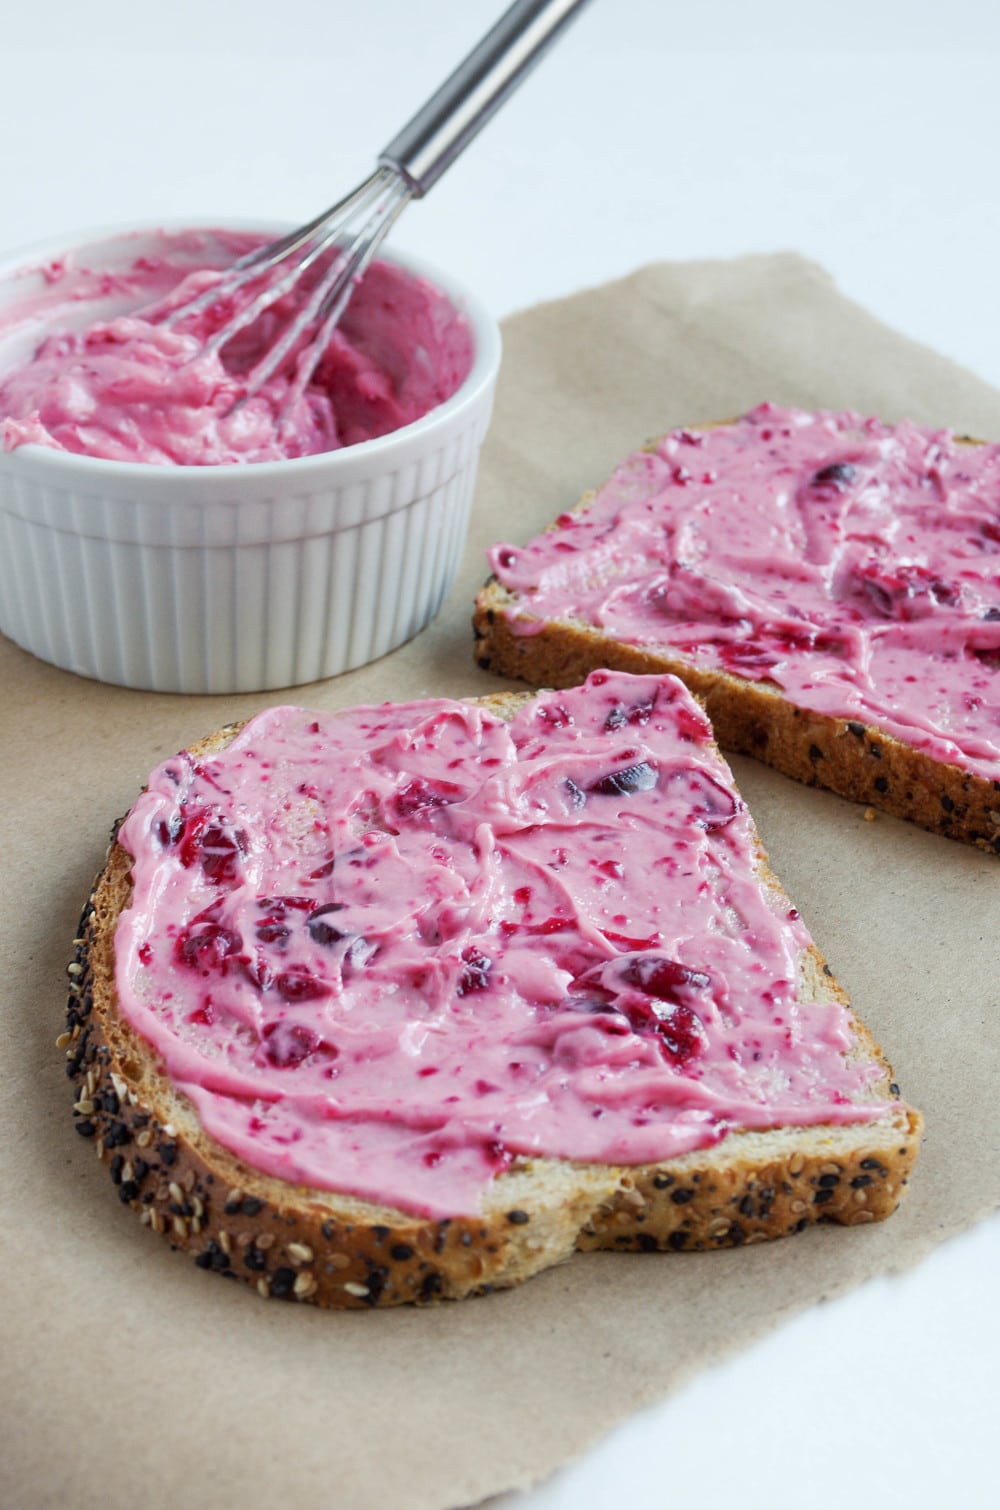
xmin=0 ymin=232 xmax=473 ymax=466
xmin=116 ymin=671 xmax=887 ymax=1220
xmin=489 ymin=405 xmax=1000 ymax=781
xmin=0 ymin=224 xmax=501 ymax=692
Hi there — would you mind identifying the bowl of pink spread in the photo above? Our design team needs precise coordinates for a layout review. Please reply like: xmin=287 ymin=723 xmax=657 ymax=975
xmin=0 ymin=224 xmax=501 ymax=692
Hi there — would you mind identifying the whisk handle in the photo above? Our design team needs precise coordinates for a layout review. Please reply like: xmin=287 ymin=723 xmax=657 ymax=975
xmin=378 ymin=0 xmax=590 ymax=196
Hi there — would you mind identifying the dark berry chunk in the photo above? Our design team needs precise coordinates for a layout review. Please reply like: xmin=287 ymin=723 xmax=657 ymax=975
xmin=563 ymin=777 xmax=587 ymax=811
xmin=603 ymin=694 xmax=657 ymax=731
xmin=620 ymin=956 xmax=711 ymax=1000
xmin=664 ymin=767 xmax=737 ymax=827
xmin=457 ymin=947 xmax=492 ymax=995
xmin=274 ymin=971 xmax=328 ymax=1003
xmin=651 ymin=1003 xmax=705 ymax=1063
xmin=810 ymin=461 xmax=857 ymax=490
xmin=176 ymin=922 xmax=243 ymax=971
xmin=154 ymin=813 xmax=182 ymax=847
xmin=177 ymin=809 xmax=248 ymax=884
xmin=255 ymin=921 xmax=290 ymax=945
xmin=262 ymin=1021 xmax=324 ymax=1068
xmin=308 ymin=902 xmax=347 ymax=948
xmin=537 ymin=702 xmax=573 ymax=729
xmin=591 ymin=761 xmax=658 ymax=797
xmin=342 ymin=935 xmax=376 ymax=977
xmin=392 ymin=777 xmax=462 ymax=820
xmin=855 ymin=560 xmax=960 ymax=620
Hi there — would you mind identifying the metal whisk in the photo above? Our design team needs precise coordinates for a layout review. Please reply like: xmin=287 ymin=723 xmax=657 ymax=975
xmin=163 ymin=0 xmax=590 ymax=407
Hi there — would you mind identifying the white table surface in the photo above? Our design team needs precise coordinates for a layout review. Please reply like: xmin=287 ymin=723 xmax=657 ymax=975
xmin=3 ymin=3 xmax=997 ymax=1506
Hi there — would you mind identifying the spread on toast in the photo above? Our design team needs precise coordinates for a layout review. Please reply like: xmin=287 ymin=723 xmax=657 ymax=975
xmin=487 ymin=406 xmax=1000 ymax=780
xmin=114 ymin=672 xmax=888 ymax=1220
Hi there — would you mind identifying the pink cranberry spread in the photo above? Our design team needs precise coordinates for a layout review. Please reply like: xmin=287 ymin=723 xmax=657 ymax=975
xmin=115 ymin=672 xmax=884 ymax=1219
xmin=489 ymin=405 xmax=1000 ymax=781
xmin=0 ymin=233 xmax=472 ymax=465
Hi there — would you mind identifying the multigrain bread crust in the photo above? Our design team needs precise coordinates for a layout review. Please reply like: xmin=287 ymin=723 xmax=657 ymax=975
xmin=472 ymin=431 xmax=1000 ymax=853
xmin=63 ymin=697 xmax=921 ymax=1310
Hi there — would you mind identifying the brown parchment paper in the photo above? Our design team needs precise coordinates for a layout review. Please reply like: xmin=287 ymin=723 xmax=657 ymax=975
xmin=1 ymin=253 xmax=998 ymax=1510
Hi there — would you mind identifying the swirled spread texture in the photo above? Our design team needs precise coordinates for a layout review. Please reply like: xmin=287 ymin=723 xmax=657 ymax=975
xmin=0 ymin=235 xmax=472 ymax=464
xmin=489 ymin=405 xmax=1000 ymax=780
xmin=114 ymin=673 xmax=883 ymax=1218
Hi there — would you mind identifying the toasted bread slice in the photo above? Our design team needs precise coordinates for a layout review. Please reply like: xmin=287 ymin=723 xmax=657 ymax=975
xmin=64 ymin=683 xmax=920 ymax=1308
xmin=473 ymin=412 xmax=1000 ymax=851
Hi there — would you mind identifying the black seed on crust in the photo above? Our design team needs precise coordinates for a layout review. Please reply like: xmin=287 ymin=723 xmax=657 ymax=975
xmin=103 ymin=1120 xmax=132 ymax=1149
xmin=889 ymin=1082 xmax=900 ymax=1097
xmin=860 ymin=1158 xmax=888 ymax=1173
xmin=728 ymin=1223 xmax=746 ymax=1245
xmin=817 ymin=1173 xmax=840 ymax=1188
xmin=364 ymin=1266 xmax=389 ymax=1305
xmin=507 ymin=1209 xmax=530 ymax=1225
xmin=794 ymin=1217 xmax=809 ymax=1232
xmin=195 ymin=1241 xmax=230 ymax=1273
xmin=477 ymin=657 xmax=492 ymax=671
xmin=241 ymin=1197 xmax=263 ymax=1216
xmin=637 ymin=1233 xmax=658 ymax=1252
xmin=160 ymin=1143 xmax=178 ymax=1166
xmin=873 ymin=775 xmax=889 ymax=793
xmin=652 ymin=1173 xmax=674 ymax=1189
xmin=321 ymin=1221 xmax=335 ymax=1240
xmin=667 ymin=1231 xmax=687 ymax=1251
xmin=813 ymin=1188 xmax=835 ymax=1204
xmin=370 ymin=1225 xmax=390 ymax=1243
xmin=118 ymin=1180 xmax=140 ymax=1203
xmin=270 ymin=1267 xmax=296 ymax=1299
xmin=808 ymin=744 xmax=824 ymax=762
xmin=419 ymin=1271 xmax=443 ymax=1301
xmin=940 ymin=794 xmax=955 ymax=813
xmin=74 ymin=1119 xmax=96 ymax=1138
xmin=670 ymin=1188 xmax=694 ymax=1206
xmin=851 ymin=1175 xmax=873 ymax=1189
xmin=847 ymin=721 xmax=866 ymax=739
xmin=110 ymin=1154 xmax=124 ymax=1186
xmin=390 ymin=1243 xmax=415 ymax=1262
xmin=243 ymin=1246 xmax=267 ymax=1272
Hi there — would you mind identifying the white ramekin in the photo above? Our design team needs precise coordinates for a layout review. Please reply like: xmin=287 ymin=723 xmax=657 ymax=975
xmin=0 ymin=224 xmax=501 ymax=694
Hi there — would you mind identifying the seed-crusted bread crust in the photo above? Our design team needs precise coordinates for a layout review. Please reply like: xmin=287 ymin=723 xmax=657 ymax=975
xmin=63 ymin=696 xmax=921 ymax=1309
xmin=472 ymin=431 xmax=1000 ymax=853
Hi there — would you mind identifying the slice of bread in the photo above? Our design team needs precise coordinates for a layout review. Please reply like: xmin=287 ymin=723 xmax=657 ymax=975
xmin=473 ymin=413 xmax=1000 ymax=851
xmin=64 ymin=682 xmax=920 ymax=1309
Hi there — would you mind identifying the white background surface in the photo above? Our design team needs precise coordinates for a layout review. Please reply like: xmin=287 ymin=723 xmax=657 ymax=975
xmin=3 ymin=2 xmax=998 ymax=1506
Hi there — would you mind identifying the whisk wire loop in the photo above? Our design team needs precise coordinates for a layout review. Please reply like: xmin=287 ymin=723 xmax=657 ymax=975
xmin=151 ymin=2 xmax=589 ymax=409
